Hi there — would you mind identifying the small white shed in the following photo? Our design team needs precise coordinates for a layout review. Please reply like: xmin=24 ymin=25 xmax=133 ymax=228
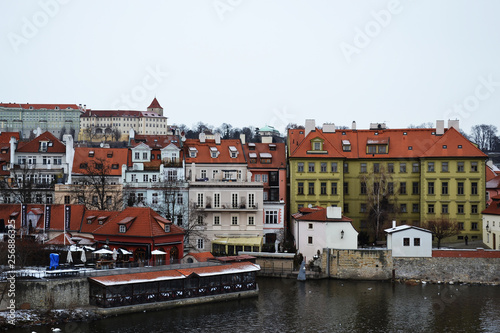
xmin=385 ymin=224 xmax=432 ymax=257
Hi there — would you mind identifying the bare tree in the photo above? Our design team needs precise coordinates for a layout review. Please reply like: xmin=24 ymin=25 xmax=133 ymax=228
xmin=360 ymin=165 xmax=399 ymax=243
xmin=471 ymin=124 xmax=498 ymax=151
xmin=77 ymin=157 xmax=123 ymax=210
xmin=424 ymin=217 xmax=460 ymax=249
xmin=0 ymin=163 xmax=39 ymax=204
xmin=112 ymin=128 xmax=122 ymax=142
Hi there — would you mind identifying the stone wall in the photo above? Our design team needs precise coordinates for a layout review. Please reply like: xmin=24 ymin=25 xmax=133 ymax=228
xmin=239 ymin=252 xmax=295 ymax=277
xmin=6 ymin=277 xmax=89 ymax=311
xmin=394 ymin=257 xmax=500 ymax=284
xmin=321 ymin=249 xmax=393 ymax=280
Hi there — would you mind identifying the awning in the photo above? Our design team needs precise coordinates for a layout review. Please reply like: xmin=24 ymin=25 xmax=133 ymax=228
xmin=212 ymin=237 xmax=263 ymax=247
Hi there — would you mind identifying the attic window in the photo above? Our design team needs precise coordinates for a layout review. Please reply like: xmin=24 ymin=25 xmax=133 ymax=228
xmin=164 ymin=224 xmax=171 ymax=232
xmin=374 ymin=132 xmax=379 ymax=135
xmin=458 ymin=145 xmax=462 ymax=149
xmin=229 ymin=146 xmax=238 ymax=158
xmin=55 ymin=106 xmax=60 ymax=110
xmin=87 ymin=218 xmax=93 ymax=224
xmin=248 ymin=143 xmax=256 ymax=150
xmin=29 ymin=106 xmax=34 ymax=110
xmin=342 ymin=140 xmax=351 ymax=152
xmin=442 ymin=145 xmax=447 ymax=149
xmin=403 ymin=132 xmax=407 ymax=135
xmin=80 ymin=163 xmax=88 ymax=169
xmin=107 ymin=152 xmax=113 ymax=158
xmin=88 ymin=151 xmax=94 ymax=157
xmin=210 ymin=147 xmax=219 ymax=158
xmin=342 ymin=132 xmax=346 ymax=135
xmin=119 ymin=225 xmax=126 ymax=233
xmin=112 ymin=164 xmax=119 ymax=169
xmin=408 ymin=146 xmax=413 ymax=150
xmin=48 ymin=142 xmax=53 ymax=147
xmin=269 ymin=144 xmax=276 ymax=151
xmin=189 ymin=147 xmax=198 ymax=158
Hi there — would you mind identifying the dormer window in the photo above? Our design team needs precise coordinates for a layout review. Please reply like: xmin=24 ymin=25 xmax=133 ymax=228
xmin=80 ymin=163 xmax=88 ymax=169
xmin=229 ymin=146 xmax=238 ymax=158
xmin=269 ymin=144 xmax=276 ymax=151
xmin=55 ymin=106 xmax=60 ymax=110
xmin=210 ymin=147 xmax=219 ymax=158
xmin=119 ymin=225 xmax=126 ymax=233
xmin=260 ymin=153 xmax=272 ymax=164
xmin=342 ymin=140 xmax=351 ymax=152
xmin=39 ymin=141 xmax=48 ymax=152
xmin=248 ymin=143 xmax=256 ymax=150
xmin=107 ymin=152 xmax=113 ymax=158
xmin=249 ymin=152 xmax=257 ymax=163
xmin=88 ymin=151 xmax=94 ymax=157
xmin=164 ymin=224 xmax=171 ymax=232
xmin=189 ymin=147 xmax=198 ymax=158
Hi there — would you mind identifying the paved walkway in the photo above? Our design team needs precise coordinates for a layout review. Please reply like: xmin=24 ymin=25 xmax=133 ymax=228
xmin=438 ymin=240 xmax=487 ymax=249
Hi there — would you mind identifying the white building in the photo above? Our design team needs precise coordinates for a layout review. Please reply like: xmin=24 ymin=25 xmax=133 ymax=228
xmin=292 ymin=206 xmax=358 ymax=260
xmin=482 ymin=194 xmax=500 ymax=249
xmin=385 ymin=223 xmax=432 ymax=257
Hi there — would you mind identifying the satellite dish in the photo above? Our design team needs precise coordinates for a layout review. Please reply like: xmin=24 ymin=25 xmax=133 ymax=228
xmin=308 ymin=204 xmax=313 ymax=208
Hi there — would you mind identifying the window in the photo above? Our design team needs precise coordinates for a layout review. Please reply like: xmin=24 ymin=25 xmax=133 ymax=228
xmin=471 ymin=182 xmax=478 ymax=195
xmin=92 ymin=196 xmax=98 ymax=205
xmin=143 ymin=152 xmax=148 ymax=160
xmin=471 ymin=162 xmax=478 ymax=172
xmin=428 ymin=162 xmax=434 ymax=172
xmin=471 ymin=204 xmax=478 ymax=214
xmin=137 ymin=193 xmax=144 ymax=203
xmin=457 ymin=162 xmax=464 ymax=172
xmin=412 ymin=163 xmax=419 ymax=172
xmin=412 ymin=182 xmax=419 ymax=195
xmin=176 ymin=193 xmax=183 ymax=204
xmin=177 ymin=215 xmax=183 ymax=226
xmin=331 ymin=182 xmax=337 ymax=195
xmin=231 ymin=193 xmax=238 ymax=208
xmin=399 ymin=182 xmax=406 ymax=194
xmin=112 ymin=164 xmax=119 ymax=169
xmin=308 ymin=223 xmax=313 ymax=229
xmin=298 ymin=182 xmax=304 ymax=195
xmin=412 ymin=203 xmax=419 ymax=213
xmin=331 ymin=162 xmax=338 ymax=172
xmin=388 ymin=182 xmax=394 ymax=194
xmin=428 ymin=182 xmax=434 ymax=195
xmin=248 ymin=216 xmax=255 ymax=225
xmin=442 ymin=162 xmax=448 ymax=172
xmin=403 ymin=238 xmax=410 ymax=246
xmin=119 ymin=225 xmax=126 ymax=233
xmin=321 ymin=182 xmax=327 ymax=195
xmin=414 ymin=238 xmax=420 ymax=246
xmin=262 ymin=174 xmax=268 ymax=183
xmin=442 ymin=204 xmax=449 ymax=214
xmin=134 ymin=152 xmax=140 ymax=159
xmin=64 ymin=196 xmax=70 ymax=204
xmin=379 ymin=146 xmax=387 ymax=154
xmin=213 ymin=215 xmax=220 ymax=225
xmin=343 ymin=203 xmax=349 ymax=213
xmin=200 ymin=170 xmax=207 ymax=179
xmin=458 ymin=222 xmax=464 ymax=230
xmin=308 ymin=163 xmax=315 ymax=172
xmin=471 ymin=222 xmax=478 ymax=230
xmin=248 ymin=193 xmax=255 ymax=208
xmin=400 ymin=204 xmax=407 ymax=213
xmin=152 ymin=175 xmax=157 ymax=182
xmin=254 ymin=174 xmax=261 ymax=182
xmin=343 ymin=163 xmax=349 ymax=173
xmin=308 ymin=236 xmax=313 ymax=245
xmin=428 ymin=204 xmax=434 ymax=213
xmin=360 ymin=203 xmax=367 ymax=213
xmin=298 ymin=163 xmax=304 ymax=172
xmin=320 ymin=162 xmax=327 ymax=172
xmin=308 ymin=182 xmax=315 ymax=195
xmin=152 ymin=193 xmax=158 ymax=205
xmin=458 ymin=204 xmax=464 ymax=214
xmin=442 ymin=182 xmax=448 ymax=195
xmin=197 ymin=193 xmax=204 ymax=208
xmin=373 ymin=163 xmax=380 ymax=173
xmin=106 ymin=196 xmax=112 ymax=206
xmin=231 ymin=216 xmax=238 ymax=225
xmin=197 ymin=239 xmax=204 ymax=250
xmin=360 ymin=163 xmax=367 ymax=173
xmin=398 ymin=163 xmax=407 ymax=173
xmin=360 ymin=182 xmax=367 ymax=195
xmin=343 ymin=182 xmax=349 ymax=195
xmin=388 ymin=163 xmax=394 ymax=173
xmin=78 ymin=196 xmax=85 ymax=204
xmin=367 ymin=145 xmax=376 ymax=154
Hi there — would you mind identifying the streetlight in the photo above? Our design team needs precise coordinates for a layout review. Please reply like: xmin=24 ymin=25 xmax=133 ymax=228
xmin=341 ymin=230 xmax=344 ymax=239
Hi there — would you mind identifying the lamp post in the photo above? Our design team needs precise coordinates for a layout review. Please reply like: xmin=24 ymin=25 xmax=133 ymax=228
xmin=341 ymin=230 xmax=344 ymax=239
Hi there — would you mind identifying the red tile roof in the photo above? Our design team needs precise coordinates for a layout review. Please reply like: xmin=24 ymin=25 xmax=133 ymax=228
xmin=288 ymin=127 xmax=487 ymax=160
xmin=176 ymin=261 xmax=260 ymax=277
xmin=148 ymin=98 xmax=162 ymax=109
xmin=0 ymin=103 xmax=80 ymax=110
xmin=482 ymin=196 xmax=500 ymax=215
xmin=0 ymin=204 xmax=85 ymax=231
xmin=92 ymin=207 xmax=184 ymax=238
xmin=16 ymin=132 xmax=66 ymax=153
xmin=45 ymin=232 xmax=75 ymax=245
xmin=184 ymin=138 xmax=246 ymax=164
xmin=487 ymin=175 xmax=500 ymax=190
xmin=80 ymin=210 xmax=116 ymax=234
xmin=81 ymin=110 xmax=165 ymax=118
xmin=72 ymin=147 xmax=129 ymax=176
xmin=293 ymin=206 xmax=352 ymax=222
xmin=131 ymin=134 xmax=181 ymax=149
xmin=243 ymin=142 xmax=286 ymax=169
xmin=486 ymin=166 xmax=499 ymax=182
xmin=187 ymin=252 xmax=215 ymax=262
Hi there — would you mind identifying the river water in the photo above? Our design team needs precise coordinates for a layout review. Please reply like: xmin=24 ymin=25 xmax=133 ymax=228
xmin=11 ymin=278 xmax=500 ymax=333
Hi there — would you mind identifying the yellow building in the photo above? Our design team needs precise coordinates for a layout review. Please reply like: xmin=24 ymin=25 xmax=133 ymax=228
xmin=288 ymin=120 xmax=487 ymax=243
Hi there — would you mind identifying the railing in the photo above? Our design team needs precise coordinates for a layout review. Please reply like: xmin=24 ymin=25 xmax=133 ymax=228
xmin=204 ymin=203 xmax=259 ymax=210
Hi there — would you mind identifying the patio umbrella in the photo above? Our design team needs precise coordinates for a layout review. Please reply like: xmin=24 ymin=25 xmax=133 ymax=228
xmin=151 ymin=249 xmax=167 ymax=255
xmin=119 ymin=248 xmax=132 ymax=255
xmin=66 ymin=250 xmax=73 ymax=264
xmin=112 ymin=248 xmax=118 ymax=261
xmin=80 ymin=249 xmax=87 ymax=263
xmin=93 ymin=248 xmax=113 ymax=255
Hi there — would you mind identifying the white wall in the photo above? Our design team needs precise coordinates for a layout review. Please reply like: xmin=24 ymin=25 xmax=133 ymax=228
xmin=483 ymin=214 xmax=500 ymax=250
xmin=389 ymin=229 xmax=432 ymax=257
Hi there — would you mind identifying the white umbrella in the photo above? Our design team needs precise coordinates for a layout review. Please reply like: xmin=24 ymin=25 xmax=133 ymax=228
xmin=93 ymin=248 xmax=113 ymax=255
xmin=112 ymin=248 xmax=118 ymax=261
xmin=151 ymin=249 xmax=167 ymax=255
xmin=119 ymin=248 xmax=132 ymax=255
xmin=66 ymin=250 xmax=73 ymax=264
xmin=80 ymin=250 xmax=87 ymax=263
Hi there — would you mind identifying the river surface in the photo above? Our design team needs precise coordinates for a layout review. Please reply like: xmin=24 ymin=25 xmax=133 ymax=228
xmin=11 ymin=278 xmax=500 ymax=333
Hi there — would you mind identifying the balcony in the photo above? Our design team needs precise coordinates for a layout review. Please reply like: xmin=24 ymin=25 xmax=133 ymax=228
xmin=203 ymin=202 xmax=259 ymax=211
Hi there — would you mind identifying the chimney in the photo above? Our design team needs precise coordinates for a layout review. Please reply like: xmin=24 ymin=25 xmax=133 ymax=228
xmin=448 ymin=119 xmax=459 ymax=131
xmin=352 ymin=121 xmax=356 ymax=130
xmin=240 ymin=133 xmax=246 ymax=145
xmin=83 ymin=104 xmax=86 ymax=111
xmin=323 ymin=123 xmax=336 ymax=133
xmin=305 ymin=119 xmax=315 ymax=137
xmin=199 ymin=132 xmax=206 ymax=143
xmin=392 ymin=220 xmax=396 ymax=229
xmin=436 ymin=120 xmax=444 ymax=135
xmin=326 ymin=206 xmax=342 ymax=219
xmin=215 ymin=132 xmax=221 ymax=145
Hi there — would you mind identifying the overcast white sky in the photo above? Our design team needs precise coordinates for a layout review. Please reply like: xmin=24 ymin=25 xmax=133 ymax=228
xmin=2 ymin=0 xmax=499 ymax=135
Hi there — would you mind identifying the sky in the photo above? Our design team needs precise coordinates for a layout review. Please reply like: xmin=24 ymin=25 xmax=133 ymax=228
xmin=1 ymin=0 xmax=500 ymax=135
